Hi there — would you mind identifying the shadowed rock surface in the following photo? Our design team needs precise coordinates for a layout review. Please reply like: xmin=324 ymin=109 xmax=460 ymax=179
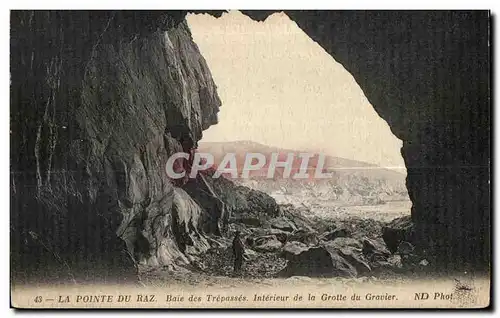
xmin=10 ymin=11 xmax=223 ymax=283
xmin=382 ymin=215 xmax=414 ymax=254
xmin=241 ymin=10 xmax=490 ymax=270
xmin=279 ymin=244 xmax=358 ymax=278
xmin=10 ymin=10 xmax=490 ymax=285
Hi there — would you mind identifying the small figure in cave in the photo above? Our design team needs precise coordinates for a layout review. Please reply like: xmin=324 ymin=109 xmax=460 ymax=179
xmin=232 ymin=231 xmax=246 ymax=274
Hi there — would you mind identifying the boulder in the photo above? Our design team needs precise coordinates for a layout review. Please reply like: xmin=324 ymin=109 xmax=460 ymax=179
xmin=195 ymin=173 xmax=280 ymax=220
xmin=279 ymin=244 xmax=357 ymax=278
xmin=10 ymin=13 xmax=222 ymax=283
xmin=243 ymin=248 xmax=259 ymax=260
xmin=269 ymin=217 xmax=297 ymax=232
xmin=419 ymin=259 xmax=430 ymax=267
xmin=234 ymin=217 xmax=262 ymax=228
xmin=330 ymin=237 xmax=363 ymax=250
xmin=280 ymin=205 xmax=316 ymax=232
xmin=250 ymin=228 xmax=290 ymax=243
xmin=184 ymin=170 xmax=280 ymax=235
xmin=227 ymin=223 xmax=252 ymax=236
xmin=335 ymin=246 xmax=371 ymax=275
xmin=169 ymin=188 xmax=211 ymax=258
xmin=253 ymin=237 xmax=283 ymax=253
xmin=324 ymin=239 xmax=371 ymax=275
xmin=360 ymin=238 xmax=392 ymax=269
xmin=387 ymin=255 xmax=403 ymax=268
xmin=321 ymin=227 xmax=352 ymax=241
xmin=397 ymin=241 xmax=415 ymax=255
xmin=372 ymin=254 xmax=403 ymax=271
xmin=281 ymin=241 xmax=309 ymax=259
xmin=382 ymin=216 xmax=414 ymax=253
xmin=289 ymin=229 xmax=320 ymax=246
xmin=253 ymin=235 xmax=279 ymax=246
xmin=362 ymin=238 xmax=390 ymax=257
xmin=397 ymin=241 xmax=420 ymax=267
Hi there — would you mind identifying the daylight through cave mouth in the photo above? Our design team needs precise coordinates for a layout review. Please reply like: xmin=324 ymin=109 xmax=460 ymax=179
xmin=9 ymin=10 xmax=489 ymax=290
xmin=186 ymin=11 xmax=410 ymax=216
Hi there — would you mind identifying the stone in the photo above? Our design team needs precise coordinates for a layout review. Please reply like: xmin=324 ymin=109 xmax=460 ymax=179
xmin=323 ymin=238 xmax=372 ymax=275
xmin=330 ymin=237 xmax=363 ymax=250
xmin=387 ymin=255 xmax=403 ymax=268
xmin=281 ymin=241 xmax=309 ymax=260
xmin=242 ymin=10 xmax=490 ymax=269
xmin=10 ymin=13 xmax=223 ymax=282
xmin=289 ymin=229 xmax=320 ymax=246
xmin=249 ymin=228 xmax=289 ymax=243
xmin=235 ymin=217 xmax=262 ymax=228
xmin=279 ymin=244 xmax=357 ymax=278
xmin=419 ymin=259 xmax=429 ymax=267
xmin=253 ymin=237 xmax=283 ymax=253
xmin=321 ymin=227 xmax=352 ymax=241
xmin=269 ymin=217 xmax=297 ymax=232
xmin=243 ymin=248 xmax=258 ymax=260
xmin=335 ymin=246 xmax=371 ymax=275
xmin=362 ymin=238 xmax=390 ymax=257
xmin=382 ymin=216 xmax=414 ymax=254
xmin=397 ymin=241 xmax=415 ymax=256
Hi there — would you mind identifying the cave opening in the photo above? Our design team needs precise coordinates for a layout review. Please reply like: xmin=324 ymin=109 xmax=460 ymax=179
xmin=186 ymin=11 xmax=411 ymax=221
xmin=185 ymin=10 xmax=490 ymax=272
xmin=9 ymin=10 xmax=489 ymax=290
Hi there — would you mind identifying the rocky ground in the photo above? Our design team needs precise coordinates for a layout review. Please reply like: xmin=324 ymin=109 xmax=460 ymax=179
xmin=138 ymin=200 xmax=425 ymax=286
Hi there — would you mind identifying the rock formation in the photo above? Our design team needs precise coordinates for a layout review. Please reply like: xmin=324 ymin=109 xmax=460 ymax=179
xmin=240 ymin=10 xmax=490 ymax=270
xmin=10 ymin=10 xmax=490 ymax=285
xmin=10 ymin=11 xmax=224 ymax=283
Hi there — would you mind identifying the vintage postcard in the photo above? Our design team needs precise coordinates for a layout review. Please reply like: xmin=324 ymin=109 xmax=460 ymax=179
xmin=10 ymin=10 xmax=491 ymax=309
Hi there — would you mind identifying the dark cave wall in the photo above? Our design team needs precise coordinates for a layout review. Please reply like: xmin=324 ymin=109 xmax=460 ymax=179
xmin=10 ymin=10 xmax=491 ymax=284
xmin=201 ymin=9 xmax=491 ymax=267
xmin=272 ymin=10 xmax=490 ymax=267
xmin=10 ymin=11 xmax=222 ymax=282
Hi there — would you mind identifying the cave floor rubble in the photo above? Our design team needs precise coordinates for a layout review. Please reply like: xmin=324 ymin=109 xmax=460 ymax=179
xmin=137 ymin=200 xmax=441 ymax=287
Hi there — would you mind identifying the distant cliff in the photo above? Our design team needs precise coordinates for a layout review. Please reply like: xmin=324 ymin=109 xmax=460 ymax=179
xmin=198 ymin=141 xmax=409 ymax=202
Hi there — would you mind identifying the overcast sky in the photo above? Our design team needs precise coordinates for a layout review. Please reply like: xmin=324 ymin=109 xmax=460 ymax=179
xmin=186 ymin=11 xmax=406 ymax=171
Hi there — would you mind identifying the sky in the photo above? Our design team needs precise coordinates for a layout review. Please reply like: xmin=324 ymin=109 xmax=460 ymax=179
xmin=186 ymin=11 xmax=406 ymax=171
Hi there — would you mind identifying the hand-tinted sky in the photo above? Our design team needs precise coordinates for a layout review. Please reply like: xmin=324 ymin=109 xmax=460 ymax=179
xmin=186 ymin=11 xmax=406 ymax=171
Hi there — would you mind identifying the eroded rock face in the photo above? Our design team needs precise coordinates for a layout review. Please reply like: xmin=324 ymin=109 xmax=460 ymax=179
xmin=269 ymin=217 xmax=297 ymax=233
xmin=241 ymin=10 xmax=490 ymax=270
xmin=382 ymin=216 xmax=414 ymax=254
xmin=279 ymin=244 xmax=357 ymax=278
xmin=183 ymin=170 xmax=280 ymax=235
xmin=10 ymin=10 xmax=490 ymax=284
xmin=281 ymin=241 xmax=309 ymax=259
xmin=321 ymin=227 xmax=352 ymax=241
xmin=10 ymin=12 xmax=221 ymax=283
